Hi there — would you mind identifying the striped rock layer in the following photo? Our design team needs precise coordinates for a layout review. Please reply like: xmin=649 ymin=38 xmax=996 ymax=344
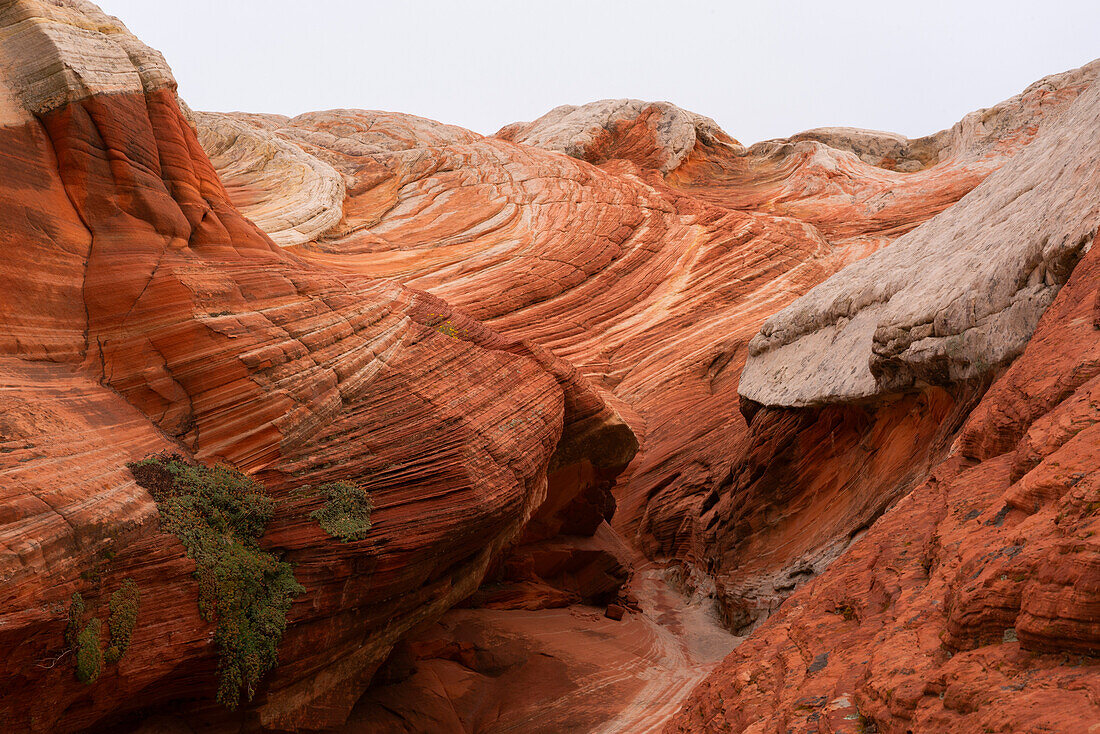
xmin=0 ymin=2 xmax=632 ymax=732
xmin=195 ymin=47 xmax=1100 ymax=732
xmin=0 ymin=0 xmax=1097 ymax=732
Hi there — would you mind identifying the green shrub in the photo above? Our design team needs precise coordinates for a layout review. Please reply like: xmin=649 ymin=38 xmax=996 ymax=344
xmin=128 ymin=454 xmax=303 ymax=709
xmin=74 ymin=618 xmax=103 ymax=684
xmin=66 ymin=592 xmax=85 ymax=649
xmin=310 ymin=481 xmax=372 ymax=542
xmin=67 ymin=591 xmax=103 ymax=684
xmin=105 ymin=579 xmax=140 ymax=664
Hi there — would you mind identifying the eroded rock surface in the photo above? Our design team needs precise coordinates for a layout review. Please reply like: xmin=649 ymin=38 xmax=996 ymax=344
xmin=347 ymin=563 xmax=739 ymax=734
xmin=193 ymin=109 xmax=345 ymax=246
xmin=0 ymin=2 xmax=632 ymax=732
xmin=741 ymin=71 xmax=1100 ymax=408
xmin=189 ymin=50 xmax=1100 ymax=732
xmin=668 ymin=227 xmax=1100 ymax=734
xmin=196 ymin=62 xmax=1097 ymax=592
xmin=3 ymin=2 xmax=1098 ymax=732
xmin=495 ymin=98 xmax=739 ymax=173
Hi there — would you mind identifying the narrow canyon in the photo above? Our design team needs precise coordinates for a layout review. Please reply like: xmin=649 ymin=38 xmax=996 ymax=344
xmin=0 ymin=2 xmax=1096 ymax=733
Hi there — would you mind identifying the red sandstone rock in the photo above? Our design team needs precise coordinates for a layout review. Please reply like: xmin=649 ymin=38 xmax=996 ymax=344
xmin=197 ymin=60 xmax=1099 ymax=630
xmin=3 ymin=1 xmax=1099 ymax=732
xmin=605 ymin=603 xmax=626 ymax=621
xmin=194 ymin=49 xmax=1098 ymax=733
xmin=343 ymin=564 xmax=739 ymax=734
xmin=666 ymin=143 xmax=1100 ymax=734
xmin=0 ymin=3 xmax=633 ymax=732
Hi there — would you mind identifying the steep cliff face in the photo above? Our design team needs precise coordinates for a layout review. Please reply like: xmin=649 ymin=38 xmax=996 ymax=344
xmin=668 ymin=229 xmax=1100 ymax=733
xmin=666 ymin=64 xmax=1100 ymax=734
xmin=0 ymin=2 xmax=632 ymax=732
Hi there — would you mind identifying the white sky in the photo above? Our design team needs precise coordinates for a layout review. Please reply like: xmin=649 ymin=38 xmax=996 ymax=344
xmin=96 ymin=0 xmax=1100 ymax=144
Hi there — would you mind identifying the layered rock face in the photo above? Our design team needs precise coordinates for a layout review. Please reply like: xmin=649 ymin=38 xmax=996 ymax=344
xmin=666 ymin=71 xmax=1100 ymax=734
xmin=197 ymin=57 xmax=1099 ymax=640
xmin=3 ymin=1 xmax=1098 ymax=732
xmin=695 ymin=67 xmax=1100 ymax=634
xmin=741 ymin=76 xmax=1100 ymax=407
xmin=495 ymin=99 xmax=738 ymax=174
xmin=0 ymin=2 xmax=632 ymax=732
xmin=668 ymin=219 xmax=1100 ymax=734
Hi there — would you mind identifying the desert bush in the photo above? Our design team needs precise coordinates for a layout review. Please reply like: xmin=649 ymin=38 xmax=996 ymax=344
xmin=74 ymin=618 xmax=103 ymax=684
xmin=128 ymin=454 xmax=303 ymax=709
xmin=105 ymin=579 xmax=140 ymax=664
xmin=310 ymin=481 xmax=373 ymax=542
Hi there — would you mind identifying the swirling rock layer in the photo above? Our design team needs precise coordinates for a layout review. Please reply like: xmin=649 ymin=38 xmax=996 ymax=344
xmin=667 ymin=224 xmax=1100 ymax=734
xmin=664 ymin=66 xmax=1100 ymax=734
xmin=0 ymin=2 xmax=632 ymax=732
xmin=187 ymin=49 xmax=1100 ymax=732
xmin=199 ymin=51 xmax=1099 ymax=641
xmin=3 ymin=1 xmax=1099 ymax=731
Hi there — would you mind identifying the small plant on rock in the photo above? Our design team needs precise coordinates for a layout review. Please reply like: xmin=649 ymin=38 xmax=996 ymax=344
xmin=65 ymin=592 xmax=85 ymax=649
xmin=309 ymin=481 xmax=373 ymax=542
xmin=105 ymin=579 xmax=140 ymax=664
xmin=128 ymin=454 xmax=303 ymax=709
xmin=833 ymin=603 xmax=857 ymax=622
xmin=74 ymin=618 xmax=103 ymax=684
xmin=66 ymin=591 xmax=104 ymax=684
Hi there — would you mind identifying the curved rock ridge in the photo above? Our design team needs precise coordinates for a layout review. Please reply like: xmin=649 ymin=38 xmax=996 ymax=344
xmin=196 ymin=108 xmax=485 ymax=245
xmin=667 ymin=225 xmax=1100 ymax=734
xmin=740 ymin=73 xmax=1100 ymax=408
xmin=0 ymin=2 xmax=634 ymax=732
xmin=193 ymin=109 xmax=346 ymax=246
xmin=779 ymin=59 xmax=1100 ymax=172
xmin=494 ymin=98 xmax=740 ymax=173
xmin=666 ymin=60 xmax=1100 ymax=252
xmin=195 ymin=59 xmax=1099 ymax=692
xmin=783 ymin=126 xmax=939 ymax=172
xmin=640 ymin=61 xmax=1100 ymax=650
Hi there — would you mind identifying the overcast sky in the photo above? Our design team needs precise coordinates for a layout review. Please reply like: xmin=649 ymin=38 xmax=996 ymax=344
xmin=96 ymin=0 xmax=1100 ymax=144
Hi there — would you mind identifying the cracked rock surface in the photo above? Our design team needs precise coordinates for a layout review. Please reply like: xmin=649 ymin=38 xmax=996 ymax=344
xmin=741 ymin=66 xmax=1100 ymax=407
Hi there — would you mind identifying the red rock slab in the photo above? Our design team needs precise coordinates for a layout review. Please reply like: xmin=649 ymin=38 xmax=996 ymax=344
xmin=0 ymin=4 xmax=635 ymax=731
xmin=0 ymin=115 xmax=90 ymax=361
xmin=665 ymin=234 xmax=1100 ymax=734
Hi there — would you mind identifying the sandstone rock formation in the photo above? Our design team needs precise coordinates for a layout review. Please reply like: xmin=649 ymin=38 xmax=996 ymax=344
xmin=741 ymin=77 xmax=1100 ymax=407
xmin=662 ymin=58 xmax=1100 ymax=734
xmin=186 ymin=48 xmax=1099 ymax=731
xmin=197 ymin=51 xmax=1099 ymax=643
xmin=0 ymin=2 xmax=632 ymax=732
xmin=193 ymin=109 xmax=345 ymax=247
xmin=2 ymin=1 xmax=1098 ymax=732
xmin=495 ymin=99 xmax=738 ymax=173
xmin=345 ymin=562 xmax=740 ymax=734
xmin=668 ymin=221 xmax=1100 ymax=734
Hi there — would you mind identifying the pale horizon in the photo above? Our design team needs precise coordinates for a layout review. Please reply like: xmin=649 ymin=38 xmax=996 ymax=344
xmin=94 ymin=1 xmax=1100 ymax=144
